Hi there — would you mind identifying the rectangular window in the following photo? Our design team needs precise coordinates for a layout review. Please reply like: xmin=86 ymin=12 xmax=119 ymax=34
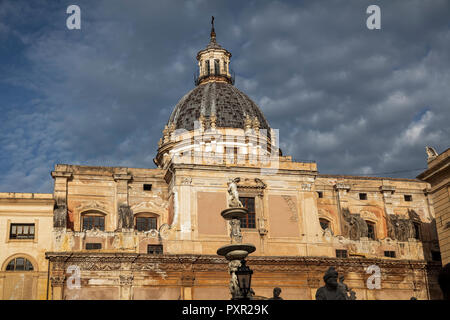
xmin=359 ymin=193 xmax=367 ymax=200
xmin=136 ymin=217 xmax=157 ymax=232
xmin=86 ymin=243 xmax=102 ymax=250
xmin=336 ymin=249 xmax=348 ymax=258
xmin=384 ymin=251 xmax=396 ymax=258
xmin=431 ymin=251 xmax=441 ymax=262
xmin=10 ymin=223 xmax=35 ymax=239
xmin=317 ymin=191 xmax=323 ymax=198
xmin=82 ymin=216 xmax=105 ymax=231
xmin=404 ymin=195 xmax=412 ymax=202
xmin=239 ymin=197 xmax=256 ymax=229
xmin=143 ymin=184 xmax=152 ymax=191
xmin=147 ymin=245 xmax=163 ymax=255
xmin=367 ymin=221 xmax=376 ymax=240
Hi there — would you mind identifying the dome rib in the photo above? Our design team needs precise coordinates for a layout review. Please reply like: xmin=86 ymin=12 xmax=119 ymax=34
xmin=168 ymin=82 xmax=270 ymax=132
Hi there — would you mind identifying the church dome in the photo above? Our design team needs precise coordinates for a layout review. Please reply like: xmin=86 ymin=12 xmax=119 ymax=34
xmin=155 ymin=17 xmax=277 ymax=168
xmin=167 ymin=81 xmax=270 ymax=132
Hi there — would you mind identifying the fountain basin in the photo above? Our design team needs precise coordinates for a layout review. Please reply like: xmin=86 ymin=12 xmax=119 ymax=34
xmin=221 ymin=207 xmax=248 ymax=220
xmin=217 ymin=243 xmax=256 ymax=259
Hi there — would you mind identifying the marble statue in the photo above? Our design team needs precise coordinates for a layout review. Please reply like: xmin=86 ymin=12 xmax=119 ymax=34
xmin=227 ymin=178 xmax=243 ymax=208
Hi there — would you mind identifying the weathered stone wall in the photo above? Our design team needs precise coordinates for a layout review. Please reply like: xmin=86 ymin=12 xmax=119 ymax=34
xmin=46 ymin=253 xmax=442 ymax=300
xmin=418 ymin=148 xmax=450 ymax=265
xmin=0 ymin=192 xmax=54 ymax=300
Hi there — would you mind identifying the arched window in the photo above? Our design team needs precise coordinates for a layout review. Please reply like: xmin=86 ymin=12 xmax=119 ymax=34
xmin=81 ymin=211 xmax=105 ymax=231
xmin=5 ymin=257 xmax=34 ymax=271
xmin=319 ymin=218 xmax=331 ymax=231
xmin=205 ymin=60 xmax=210 ymax=76
xmin=214 ymin=59 xmax=220 ymax=75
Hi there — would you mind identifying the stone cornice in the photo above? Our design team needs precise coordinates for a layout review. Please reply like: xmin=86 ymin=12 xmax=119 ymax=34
xmin=169 ymin=163 xmax=318 ymax=176
xmin=113 ymin=174 xmax=133 ymax=181
xmin=334 ymin=183 xmax=351 ymax=191
xmin=45 ymin=252 xmax=429 ymax=272
xmin=380 ymin=185 xmax=396 ymax=193
xmin=51 ymin=172 xmax=73 ymax=179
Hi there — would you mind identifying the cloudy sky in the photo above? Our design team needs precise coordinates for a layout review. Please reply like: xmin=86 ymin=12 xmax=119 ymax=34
xmin=0 ymin=0 xmax=449 ymax=193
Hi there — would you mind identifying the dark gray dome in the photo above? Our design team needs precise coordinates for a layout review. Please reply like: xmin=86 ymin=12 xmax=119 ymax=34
xmin=168 ymin=82 xmax=270 ymax=132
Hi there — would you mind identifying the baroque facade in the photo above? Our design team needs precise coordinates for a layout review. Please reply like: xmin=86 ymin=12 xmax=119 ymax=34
xmin=0 ymin=23 xmax=444 ymax=300
xmin=418 ymin=147 xmax=450 ymax=265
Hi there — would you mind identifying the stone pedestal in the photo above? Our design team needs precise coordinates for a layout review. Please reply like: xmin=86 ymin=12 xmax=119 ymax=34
xmin=217 ymin=206 xmax=256 ymax=299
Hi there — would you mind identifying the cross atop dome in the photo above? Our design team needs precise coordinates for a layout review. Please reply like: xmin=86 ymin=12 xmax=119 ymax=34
xmin=210 ymin=16 xmax=216 ymax=43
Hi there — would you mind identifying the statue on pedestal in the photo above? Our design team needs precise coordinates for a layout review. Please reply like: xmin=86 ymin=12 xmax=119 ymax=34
xmin=227 ymin=178 xmax=243 ymax=208
xmin=315 ymin=267 xmax=348 ymax=300
xmin=228 ymin=260 xmax=242 ymax=300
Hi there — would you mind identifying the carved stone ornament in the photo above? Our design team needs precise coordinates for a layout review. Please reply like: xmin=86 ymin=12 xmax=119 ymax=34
xmin=118 ymin=204 xmax=134 ymax=229
xmin=228 ymin=260 xmax=243 ymax=299
xmin=53 ymin=199 xmax=67 ymax=228
xmin=252 ymin=116 xmax=260 ymax=131
xmin=236 ymin=177 xmax=267 ymax=190
xmin=210 ymin=114 xmax=217 ymax=130
xmin=131 ymin=196 xmax=168 ymax=213
xmin=386 ymin=212 xmax=417 ymax=241
xmin=341 ymin=208 xmax=368 ymax=241
xmin=335 ymin=183 xmax=351 ymax=191
xmin=282 ymin=195 xmax=298 ymax=222
xmin=244 ymin=114 xmax=252 ymax=132
xmin=181 ymin=177 xmax=192 ymax=185
xmin=199 ymin=114 xmax=206 ymax=131
xmin=229 ymin=219 xmax=243 ymax=244
xmin=258 ymin=218 xmax=268 ymax=236
xmin=301 ymin=183 xmax=311 ymax=191
xmin=119 ymin=274 xmax=134 ymax=286
xmin=425 ymin=146 xmax=438 ymax=162
xmin=75 ymin=201 xmax=108 ymax=214
xmin=163 ymin=125 xmax=170 ymax=143
xmin=360 ymin=210 xmax=378 ymax=222
xmin=50 ymin=275 xmax=66 ymax=286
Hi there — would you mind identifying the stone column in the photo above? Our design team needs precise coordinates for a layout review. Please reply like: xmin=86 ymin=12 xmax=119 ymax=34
xmin=178 ymin=176 xmax=193 ymax=240
xmin=334 ymin=183 xmax=351 ymax=236
xmin=50 ymin=275 xmax=65 ymax=300
xmin=257 ymin=193 xmax=267 ymax=253
xmin=380 ymin=185 xmax=396 ymax=239
xmin=380 ymin=185 xmax=395 ymax=215
xmin=113 ymin=172 xmax=132 ymax=231
xmin=301 ymin=182 xmax=321 ymax=242
xmin=119 ymin=274 xmax=134 ymax=300
xmin=181 ymin=272 xmax=195 ymax=300
xmin=0 ymin=274 xmax=5 ymax=300
xmin=51 ymin=171 xmax=73 ymax=229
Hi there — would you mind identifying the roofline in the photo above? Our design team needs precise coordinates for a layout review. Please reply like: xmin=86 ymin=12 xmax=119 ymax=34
xmin=317 ymin=174 xmax=425 ymax=183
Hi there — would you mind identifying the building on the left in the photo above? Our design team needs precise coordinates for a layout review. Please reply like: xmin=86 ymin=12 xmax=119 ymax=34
xmin=0 ymin=192 xmax=54 ymax=299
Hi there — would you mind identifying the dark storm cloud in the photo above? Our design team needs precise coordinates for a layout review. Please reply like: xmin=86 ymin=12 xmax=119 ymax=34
xmin=0 ymin=0 xmax=449 ymax=192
